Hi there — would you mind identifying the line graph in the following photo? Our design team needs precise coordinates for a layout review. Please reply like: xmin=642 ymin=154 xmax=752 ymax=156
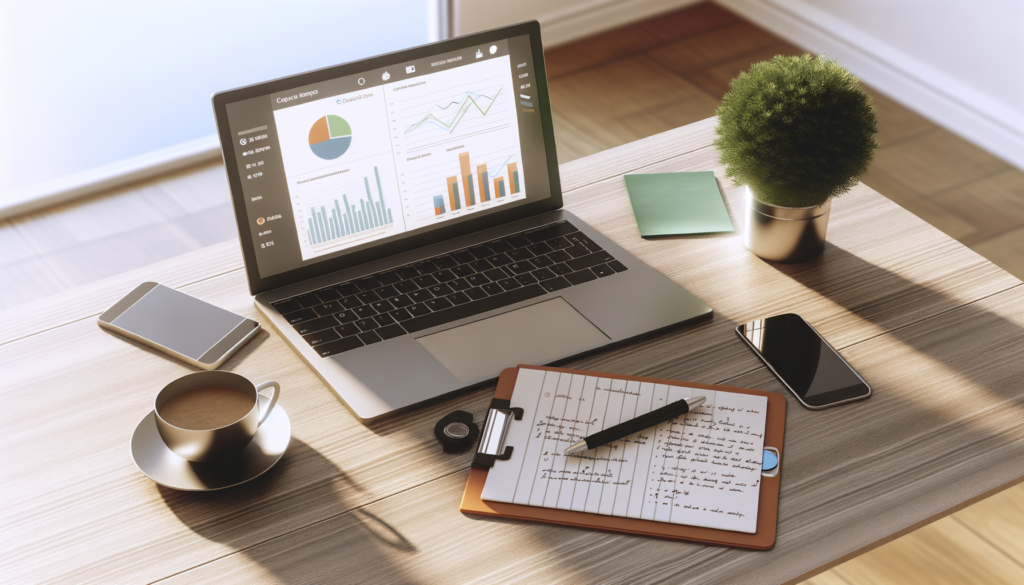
xmin=390 ymin=62 xmax=516 ymax=152
xmin=403 ymin=87 xmax=503 ymax=135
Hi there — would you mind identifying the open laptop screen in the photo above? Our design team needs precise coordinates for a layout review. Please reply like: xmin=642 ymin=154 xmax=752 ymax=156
xmin=220 ymin=32 xmax=552 ymax=282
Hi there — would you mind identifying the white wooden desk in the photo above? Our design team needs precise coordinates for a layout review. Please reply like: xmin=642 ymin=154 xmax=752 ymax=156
xmin=4 ymin=118 xmax=1024 ymax=584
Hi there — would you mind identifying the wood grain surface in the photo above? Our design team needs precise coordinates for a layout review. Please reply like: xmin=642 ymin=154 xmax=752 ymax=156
xmin=2 ymin=119 xmax=1022 ymax=585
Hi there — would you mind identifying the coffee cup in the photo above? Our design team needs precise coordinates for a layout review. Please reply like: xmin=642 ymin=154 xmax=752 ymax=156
xmin=154 ymin=371 xmax=280 ymax=462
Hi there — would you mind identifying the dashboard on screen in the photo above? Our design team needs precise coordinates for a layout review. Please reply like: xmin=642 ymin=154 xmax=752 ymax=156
xmin=221 ymin=34 xmax=550 ymax=280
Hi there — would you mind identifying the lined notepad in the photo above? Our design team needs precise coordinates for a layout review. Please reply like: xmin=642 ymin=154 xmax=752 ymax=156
xmin=480 ymin=369 xmax=768 ymax=533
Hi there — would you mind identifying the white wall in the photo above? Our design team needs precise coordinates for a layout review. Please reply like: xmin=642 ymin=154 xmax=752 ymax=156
xmin=453 ymin=0 xmax=702 ymax=47
xmin=718 ymin=0 xmax=1024 ymax=169
xmin=809 ymin=0 xmax=1023 ymax=107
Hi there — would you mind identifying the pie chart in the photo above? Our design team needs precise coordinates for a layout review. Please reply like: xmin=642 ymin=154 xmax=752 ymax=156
xmin=308 ymin=115 xmax=352 ymax=160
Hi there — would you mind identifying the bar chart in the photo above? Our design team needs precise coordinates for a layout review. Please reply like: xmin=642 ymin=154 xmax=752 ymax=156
xmin=306 ymin=166 xmax=396 ymax=246
xmin=438 ymin=150 xmax=521 ymax=211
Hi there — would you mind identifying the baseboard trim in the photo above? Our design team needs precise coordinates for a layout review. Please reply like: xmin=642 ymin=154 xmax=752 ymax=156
xmin=0 ymin=135 xmax=222 ymax=220
xmin=538 ymin=0 xmax=703 ymax=47
xmin=717 ymin=0 xmax=1024 ymax=170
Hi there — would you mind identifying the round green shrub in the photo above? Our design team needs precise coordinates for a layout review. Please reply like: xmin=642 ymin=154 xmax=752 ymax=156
xmin=714 ymin=54 xmax=878 ymax=208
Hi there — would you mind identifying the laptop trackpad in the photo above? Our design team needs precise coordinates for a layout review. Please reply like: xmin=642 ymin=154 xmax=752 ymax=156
xmin=416 ymin=298 xmax=610 ymax=384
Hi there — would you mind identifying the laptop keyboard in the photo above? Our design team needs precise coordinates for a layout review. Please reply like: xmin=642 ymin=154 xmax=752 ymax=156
xmin=269 ymin=220 xmax=627 ymax=358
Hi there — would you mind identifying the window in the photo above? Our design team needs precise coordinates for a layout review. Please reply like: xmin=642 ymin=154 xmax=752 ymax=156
xmin=0 ymin=0 xmax=445 ymax=215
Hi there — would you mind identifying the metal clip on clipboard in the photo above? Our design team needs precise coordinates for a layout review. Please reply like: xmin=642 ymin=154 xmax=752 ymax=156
xmin=472 ymin=399 xmax=523 ymax=469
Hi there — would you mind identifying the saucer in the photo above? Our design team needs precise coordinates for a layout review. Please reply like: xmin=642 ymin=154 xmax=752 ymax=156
xmin=130 ymin=395 xmax=291 ymax=491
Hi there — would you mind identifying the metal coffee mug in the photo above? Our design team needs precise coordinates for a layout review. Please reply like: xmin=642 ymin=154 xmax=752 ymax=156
xmin=154 ymin=371 xmax=281 ymax=462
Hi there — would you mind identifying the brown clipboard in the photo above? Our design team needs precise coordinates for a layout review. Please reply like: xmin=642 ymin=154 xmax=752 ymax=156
xmin=460 ymin=365 xmax=786 ymax=550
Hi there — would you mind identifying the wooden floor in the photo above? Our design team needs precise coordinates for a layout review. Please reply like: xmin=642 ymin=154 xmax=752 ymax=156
xmin=2 ymin=3 xmax=1022 ymax=582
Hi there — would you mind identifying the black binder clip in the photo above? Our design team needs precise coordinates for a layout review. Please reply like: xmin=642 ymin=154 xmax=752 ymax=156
xmin=434 ymin=411 xmax=479 ymax=453
xmin=471 ymin=399 xmax=524 ymax=469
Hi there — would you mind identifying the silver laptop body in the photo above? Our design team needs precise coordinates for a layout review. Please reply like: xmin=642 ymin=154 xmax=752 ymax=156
xmin=213 ymin=22 xmax=711 ymax=421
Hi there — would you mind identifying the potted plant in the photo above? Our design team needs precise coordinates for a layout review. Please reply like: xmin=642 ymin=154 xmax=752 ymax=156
xmin=714 ymin=54 xmax=878 ymax=262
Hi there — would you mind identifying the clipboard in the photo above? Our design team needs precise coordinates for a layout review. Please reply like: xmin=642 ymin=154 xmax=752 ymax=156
xmin=460 ymin=365 xmax=787 ymax=550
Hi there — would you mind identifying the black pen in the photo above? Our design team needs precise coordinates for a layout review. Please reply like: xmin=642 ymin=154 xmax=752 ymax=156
xmin=563 ymin=395 xmax=707 ymax=455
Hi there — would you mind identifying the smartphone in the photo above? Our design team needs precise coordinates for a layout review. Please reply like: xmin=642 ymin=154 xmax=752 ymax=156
xmin=736 ymin=313 xmax=870 ymax=409
xmin=98 ymin=282 xmax=260 ymax=369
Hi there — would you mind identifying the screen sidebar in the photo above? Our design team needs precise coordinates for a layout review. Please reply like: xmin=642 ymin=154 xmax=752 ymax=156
xmin=223 ymin=34 xmax=548 ymax=280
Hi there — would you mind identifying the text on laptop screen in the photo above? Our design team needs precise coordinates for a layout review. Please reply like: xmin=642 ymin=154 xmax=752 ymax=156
xmin=224 ymin=35 xmax=549 ymax=279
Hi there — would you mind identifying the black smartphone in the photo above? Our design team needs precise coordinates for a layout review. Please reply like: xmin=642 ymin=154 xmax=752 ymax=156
xmin=736 ymin=313 xmax=870 ymax=409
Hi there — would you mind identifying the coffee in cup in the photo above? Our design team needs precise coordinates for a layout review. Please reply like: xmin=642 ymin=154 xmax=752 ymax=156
xmin=160 ymin=387 xmax=255 ymax=430
xmin=154 ymin=371 xmax=280 ymax=462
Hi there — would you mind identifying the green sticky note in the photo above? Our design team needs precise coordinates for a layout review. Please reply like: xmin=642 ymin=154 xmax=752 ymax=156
xmin=624 ymin=171 xmax=734 ymax=237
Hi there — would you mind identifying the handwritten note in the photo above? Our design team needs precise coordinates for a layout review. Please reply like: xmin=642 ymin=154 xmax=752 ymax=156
xmin=480 ymin=369 xmax=768 ymax=533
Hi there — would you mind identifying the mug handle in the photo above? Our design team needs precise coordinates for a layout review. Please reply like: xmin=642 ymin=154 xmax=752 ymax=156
xmin=254 ymin=381 xmax=281 ymax=427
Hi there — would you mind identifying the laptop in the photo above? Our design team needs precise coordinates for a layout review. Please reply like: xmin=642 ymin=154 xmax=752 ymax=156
xmin=212 ymin=21 xmax=711 ymax=421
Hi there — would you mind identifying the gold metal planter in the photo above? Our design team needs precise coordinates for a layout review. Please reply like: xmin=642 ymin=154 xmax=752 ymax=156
xmin=743 ymin=186 xmax=831 ymax=263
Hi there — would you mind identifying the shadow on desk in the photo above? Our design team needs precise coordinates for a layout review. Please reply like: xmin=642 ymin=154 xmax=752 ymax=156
xmin=160 ymin=440 xmax=416 ymax=583
xmin=768 ymin=242 xmax=1024 ymax=404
